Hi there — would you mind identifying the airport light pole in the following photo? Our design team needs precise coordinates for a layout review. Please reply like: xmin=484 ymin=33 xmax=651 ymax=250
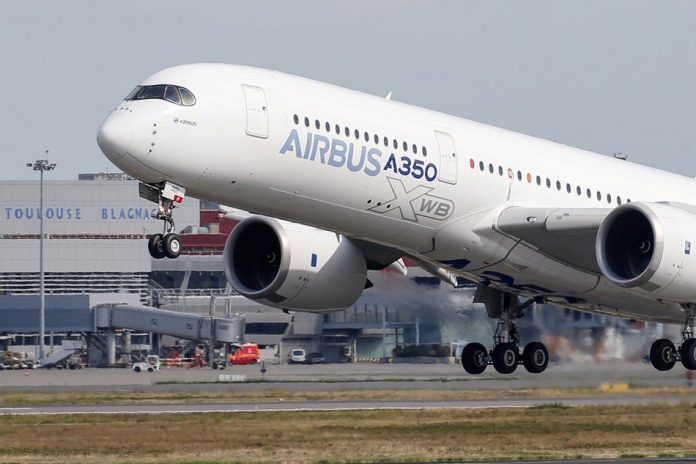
xmin=26 ymin=155 xmax=56 ymax=362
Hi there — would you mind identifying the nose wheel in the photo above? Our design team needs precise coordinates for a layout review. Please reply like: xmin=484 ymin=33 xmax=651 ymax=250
xmin=148 ymin=233 xmax=181 ymax=259
xmin=140 ymin=181 xmax=186 ymax=260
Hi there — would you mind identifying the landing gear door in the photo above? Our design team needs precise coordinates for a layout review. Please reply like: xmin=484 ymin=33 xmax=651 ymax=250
xmin=435 ymin=131 xmax=457 ymax=184
xmin=242 ymin=85 xmax=268 ymax=138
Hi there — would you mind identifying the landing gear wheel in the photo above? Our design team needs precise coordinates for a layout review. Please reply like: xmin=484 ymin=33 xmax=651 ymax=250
xmin=650 ymin=339 xmax=676 ymax=371
xmin=461 ymin=342 xmax=488 ymax=375
xmin=522 ymin=342 xmax=549 ymax=374
xmin=680 ymin=339 xmax=696 ymax=370
xmin=147 ymin=234 xmax=166 ymax=259
xmin=492 ymin=342 xmax=518 ymax=374
xmin=163 ymin=233 xmax=182 ymax=259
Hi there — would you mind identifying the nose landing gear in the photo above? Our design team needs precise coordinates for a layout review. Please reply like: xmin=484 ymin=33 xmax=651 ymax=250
xmin=649 ymin=306 xmax=696 ymax=371
xmin=139 ymin=181 xmax=185 ymax=260
xmin=460 ymin=287 xmax=549 ymax=375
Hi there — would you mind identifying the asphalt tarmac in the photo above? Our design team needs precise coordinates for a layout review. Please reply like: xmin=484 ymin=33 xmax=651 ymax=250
xmin=1 ymin=360 xmax=694 ymax=392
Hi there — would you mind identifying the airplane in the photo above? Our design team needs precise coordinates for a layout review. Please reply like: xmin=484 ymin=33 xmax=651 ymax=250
xmin=97 ymin=63 xmax=696 ymax=375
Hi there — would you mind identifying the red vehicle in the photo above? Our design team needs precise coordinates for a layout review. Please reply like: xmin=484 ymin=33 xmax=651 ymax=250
xmin=227 ymin=343 xmax=260 ymax=365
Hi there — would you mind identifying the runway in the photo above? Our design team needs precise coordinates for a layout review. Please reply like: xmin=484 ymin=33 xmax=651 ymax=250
xmin=1 ymin=393 xmax=692 ymax=416
xmin=1 ymin=360 xmax=694 ymax=392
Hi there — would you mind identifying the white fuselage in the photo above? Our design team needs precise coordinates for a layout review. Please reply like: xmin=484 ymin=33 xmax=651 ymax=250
xmin=98 ymin=63 xmax=696 ymax=323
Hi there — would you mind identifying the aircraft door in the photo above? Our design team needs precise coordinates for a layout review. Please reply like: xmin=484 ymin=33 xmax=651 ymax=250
xmin=242 ymin=85 xmax=268 ymax=138
xmin=435 ymin=131 xmax=457 ymax=184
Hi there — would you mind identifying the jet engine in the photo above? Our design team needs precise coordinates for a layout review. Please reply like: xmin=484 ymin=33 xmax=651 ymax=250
xmin=596 ymin=202 xmax=696 ymax=301
xmin=223 ymin=216 xmax=368 ymax=311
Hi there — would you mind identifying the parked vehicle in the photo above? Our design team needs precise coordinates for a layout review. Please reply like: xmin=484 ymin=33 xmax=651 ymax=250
xmin=132 ymin=355 xmax=160 ymax=373
xmin=304 ymin=352 xmax=326 ymax=364
xmin=227 ymin=343 xmax=260 ymax=365
xmin=287 ymin=348 xmax=306 ymax=364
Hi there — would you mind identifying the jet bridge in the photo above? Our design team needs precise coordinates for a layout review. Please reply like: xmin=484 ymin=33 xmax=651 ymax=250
xmin=94 ymin=304 xmax=244 ymax=343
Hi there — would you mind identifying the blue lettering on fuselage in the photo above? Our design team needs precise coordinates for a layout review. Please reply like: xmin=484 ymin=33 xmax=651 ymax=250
xmin=280 ymin=128 xmax=381 ymax=177
xmin=279 ymin=129 xmax=429 ymax=181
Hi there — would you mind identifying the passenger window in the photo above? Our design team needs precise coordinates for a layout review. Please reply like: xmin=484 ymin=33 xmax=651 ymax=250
xmin=354 ymin=129 xmax=360 ymax=139
xmin=498 ymin=166 xmax=504 ymax=176
xmin=403 ymin=141 xmax=408 ymax=152
xmin=546 ymin=178 xmax=551 ymax=188
xmin=293 ymin=114 xmax=299 ymax=125
xmin=479 ymin=161 xmax=484 ymax=171
xmin=315 ymin=119 xmax=321 ymax=130
xmin=596 ymin=191 xmax=602 ymax=201
xmin=556 ymin=181 xmax=561 ymax=191
xmin=422 ymin=146 xmax=427 ymax=156
xmin=384 ymin=137 xmax=389 ymax=147
xmin=412 ymin=144 xmax=417 ymax=154
xmin=607 ymin=193 xmax=612 ymax=203
xmin=335 ymin=124 xmax=341 ymax=135
xmin=566 ymin=183 xmax=571 ymax=193
xmin=488 ymin=163 xmax=494 ymax=173
xmin=617 ymin=196 xmax=622 ymax=205
xmin=325 ymin=122 xmax=331 ymax=132
xmin=364 ymin=131 xmax=369 ymax=142
xmin=374 ymin=134 xmax=379 ymax=144
xmin=345 ymin=127 xmax=350 ymax=137
xmin=536 ymin=175 xmax=541 ymax=185
xmin=393 ymin=139 xmax=398 ymax=149
xmin=576 ymin=186 xmax=581 ymax=196
xmin=517 ymin=171 xmax=522 ymax=181
xmin=164 ymin=86 xmax=181 ymax=104
xmin=305 ymin=117 xmax=310 ymax=127
xmin=586 ymin=188 xmax=591 ymax=198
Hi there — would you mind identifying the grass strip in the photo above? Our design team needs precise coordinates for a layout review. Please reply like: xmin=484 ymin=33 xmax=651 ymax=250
xmin=0 ymin=386 xmax=694 ymax=407
xmin=0 ymin=404 xmax=695 ymax=463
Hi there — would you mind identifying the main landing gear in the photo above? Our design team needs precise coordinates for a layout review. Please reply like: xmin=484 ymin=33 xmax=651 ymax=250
xmin=461 ymin=287 xmax=549 ymax=375
xmin=141 ymin=182 xmax=184 ymax=260
xmin=649 ymin=306 xmax=696 ymax=371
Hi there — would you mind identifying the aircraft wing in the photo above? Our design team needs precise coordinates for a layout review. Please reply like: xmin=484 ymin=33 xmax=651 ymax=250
xmin=496 ymin=206 xmax=612 ymax=274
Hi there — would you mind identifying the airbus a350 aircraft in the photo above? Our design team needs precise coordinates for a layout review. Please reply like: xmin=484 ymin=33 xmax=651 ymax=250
xmin=97 ymin=63 xmax=696 ymax=375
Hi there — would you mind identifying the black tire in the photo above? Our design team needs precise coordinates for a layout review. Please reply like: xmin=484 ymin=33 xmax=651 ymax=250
xmin=680 ymin=338 xmax=696 ymax=370
xmin=461 ymin=342 xmax=488 ymax=375
xmin=148 ymin=234 xmax=166 ymax=259
xmin=650 ymin=339 xmax=676 ymax=371
xmin=134 ymin=366 xmax=141 ymax=373
xmin=163 ymin=234 xmax=182 ymax=259
xmin=491 ymin=343 xmax=519 ymax=374
xmin=522 ymin=342 xmax=549 ymax=374
xmin=147 ymin=367 xmax=154 ymax=373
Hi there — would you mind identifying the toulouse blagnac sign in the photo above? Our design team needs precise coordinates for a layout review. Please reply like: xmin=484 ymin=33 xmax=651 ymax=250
xmin=3 ymin=206 xmax=158 ymax=221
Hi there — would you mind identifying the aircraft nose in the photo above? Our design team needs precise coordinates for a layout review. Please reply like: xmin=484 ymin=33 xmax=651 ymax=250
xmin=96 ymin=110 xmax=132 ymax=161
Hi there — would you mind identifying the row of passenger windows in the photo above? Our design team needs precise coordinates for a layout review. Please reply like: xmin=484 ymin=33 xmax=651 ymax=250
xmin=470 ymin=158 xmax=631 ymax=205
xmin=125 ymin=84 xmax=196 ymax=106
xmin=293 ymin=114 xmax=428 ymax=157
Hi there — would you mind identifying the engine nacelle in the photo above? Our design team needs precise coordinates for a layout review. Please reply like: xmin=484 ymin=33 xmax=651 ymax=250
xmin=596 ymin=202 xmax=696 ymax=301
xmin=223 ymin=216 xmax=368 ymax=311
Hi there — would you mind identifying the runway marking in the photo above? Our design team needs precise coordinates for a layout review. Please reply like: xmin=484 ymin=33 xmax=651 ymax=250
xmin=1 ymin=404 xmax=532 ymax=416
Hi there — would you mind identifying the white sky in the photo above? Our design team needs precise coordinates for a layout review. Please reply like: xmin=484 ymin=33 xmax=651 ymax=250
xmin=2 ymin=0 xmax=696 ymax=180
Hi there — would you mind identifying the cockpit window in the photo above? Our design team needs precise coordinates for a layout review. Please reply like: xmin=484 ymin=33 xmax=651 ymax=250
xmin=125 ymin=84 xmax=196 ymax=106
xmin=164 ymin=85 xmax=181 ymax=104
xmin=178 ymin=87 xmax=196 ymax=105
xmin=134 ymin=85 xmax=166 ymax=100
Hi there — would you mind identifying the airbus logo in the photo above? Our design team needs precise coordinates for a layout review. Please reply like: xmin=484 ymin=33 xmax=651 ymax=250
xmin=369 ymin=177 xmax=454 ymax=222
